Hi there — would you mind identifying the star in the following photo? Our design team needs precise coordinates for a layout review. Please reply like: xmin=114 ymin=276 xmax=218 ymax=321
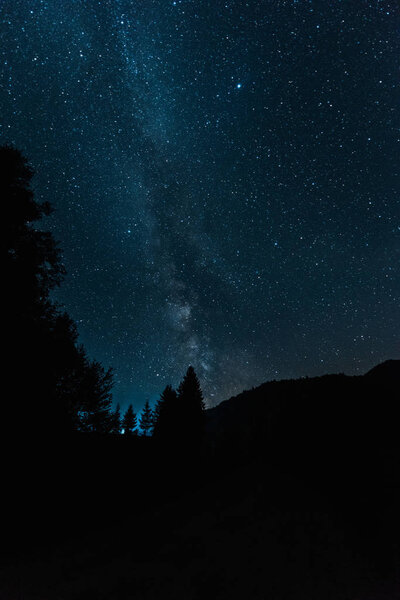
xmin=0 ymin=0 xmax=397 ymax=411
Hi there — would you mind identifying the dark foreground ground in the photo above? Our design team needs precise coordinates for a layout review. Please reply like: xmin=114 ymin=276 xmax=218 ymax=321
xmin=1 ymin=448 xmax=399 ymax=599
xmin=2 ymin=366 xmax=399 ymax=599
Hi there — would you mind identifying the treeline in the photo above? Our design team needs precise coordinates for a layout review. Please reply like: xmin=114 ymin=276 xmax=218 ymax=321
xmin=2 ymin=144 xmax=205 ymax=443
xmin=3 ymin=144 xmax=114 ymax=438
xmin=113 ymin=366 xmax=205 ymax=442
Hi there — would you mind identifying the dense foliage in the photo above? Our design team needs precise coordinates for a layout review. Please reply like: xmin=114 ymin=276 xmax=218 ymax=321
xmin=2 ymin=145 xmax=114 ymax=437
xmin=3 ymin=144 xmax=206 ymax=443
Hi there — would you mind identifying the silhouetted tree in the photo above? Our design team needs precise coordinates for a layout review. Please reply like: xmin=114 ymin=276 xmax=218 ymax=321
xmin=3 ymin=145 xmax=65 ymax=436
xmin=110 ymin=403 xmax=122 ymax=434
xmin=153 ymin=385 xmax=179 ymax=440
xmin=122 ymin=404 xmax=137 ymax=436
xmin=2 ymin=145 xmax=65 ymax=312
xmin=2 ymin=145 xmax=114 ymax=437
xmin=139 ymin=400 xmax=154 ymax=437
xmin=177 ymin=366 xmax=206 ymax=446
xmin=78 ymin=360 xmax=114 ymax=433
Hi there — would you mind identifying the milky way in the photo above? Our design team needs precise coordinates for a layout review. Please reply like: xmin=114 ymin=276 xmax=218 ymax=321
xmin=1 ymin=0 xmax=399 ymax=410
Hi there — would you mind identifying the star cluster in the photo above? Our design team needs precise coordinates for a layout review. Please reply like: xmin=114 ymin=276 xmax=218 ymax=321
xmin=1 ymin=0 xmax=399 ymax=409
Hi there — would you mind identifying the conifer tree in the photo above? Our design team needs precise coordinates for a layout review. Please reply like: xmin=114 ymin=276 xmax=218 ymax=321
xmin=153 ymin=385 xmax=179 ymax=440
xmin=78 ymin=360 xmax=114 ymax=433
xmin=1 ymin=145 xmax=115 ymax=438
xmin=177 ymin=366 xmax=205 ymax=411
xmin=177 ymin=366 xmax=206 ymax=444
xmin=110 ymin=403 xmax=122 ymax=434
xmin=122 ymin=404 xmax=137 ymax=436
xmin=139 ymin=400 xmax=154 ymax=437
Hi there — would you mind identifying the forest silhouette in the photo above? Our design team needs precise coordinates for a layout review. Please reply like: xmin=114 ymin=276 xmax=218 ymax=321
xmin=3 ymin=144 xmax=205 ymax=443
xmin=2 ymin=145 xmax=400 ymax=599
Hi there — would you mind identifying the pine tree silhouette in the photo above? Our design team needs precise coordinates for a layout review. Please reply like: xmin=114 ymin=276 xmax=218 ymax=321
xmin=139 ymin=400 xmax=154 ymax=437
xmin=2 ymin=145 xmax=65 ymax=312
xmin=122 ymin=404 xmax=137 ymax=436
xmin=176 ymin=366 xmax=206 ymax=447
xmin=110 ymin=403 xmax=122 ymax=434
xmin=153 ymin=385 xmax=179 ymax=440
xmin=2 ymin=145 xmax=114 ymax=438
xmin=78 ymin=360 xmax=114 ymax=433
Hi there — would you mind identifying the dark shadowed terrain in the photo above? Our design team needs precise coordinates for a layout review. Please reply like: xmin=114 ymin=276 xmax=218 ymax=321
xmin=1 ymin=360 xmax=399 ymax=599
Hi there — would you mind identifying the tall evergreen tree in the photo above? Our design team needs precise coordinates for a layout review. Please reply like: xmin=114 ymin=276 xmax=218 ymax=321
xmin=3 ymin=145 xmax=66 ymax=436
xmin=2 ymin=145 xmax=65 ymax=313
xmin=177 ymin=366 xmax=205 ymax=410
xmin=139 ymin=400 xmax=154 ymax=437
xmin=176 ymin=366 xmax=206 ymax=445
xmin=122 ymin=404 xmax=137 ymax=436
xmin=110 ymin=403 xmax=122 ymax=434
xmin=78 ymin=360 xmax=114 ymax=433
xmin=1 ymin=145 xmax=115 ymax=437
xmin=153 ymin=385 xmax=179 ymax=440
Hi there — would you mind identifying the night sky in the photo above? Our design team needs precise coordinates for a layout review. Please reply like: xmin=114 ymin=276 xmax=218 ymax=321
xmin=1 ymin=0 xmax=399 ymax=411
